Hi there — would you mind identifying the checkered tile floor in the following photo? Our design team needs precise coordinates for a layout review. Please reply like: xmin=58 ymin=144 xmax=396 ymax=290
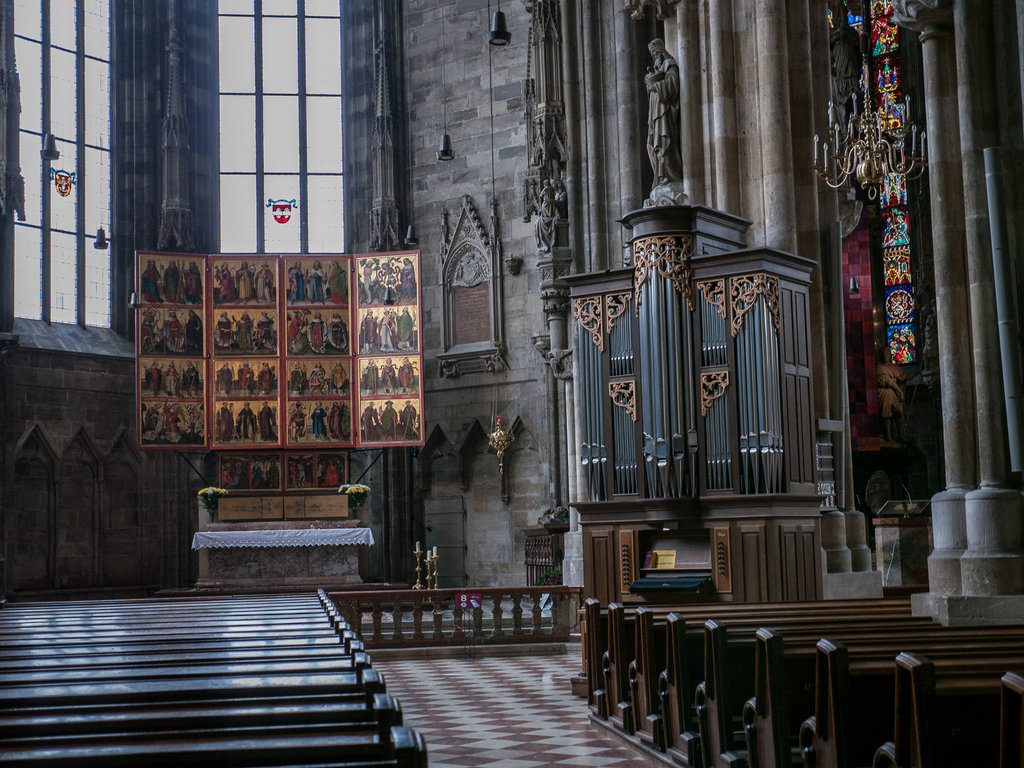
xmin=375 ymin=650 xmax=653 ymax=767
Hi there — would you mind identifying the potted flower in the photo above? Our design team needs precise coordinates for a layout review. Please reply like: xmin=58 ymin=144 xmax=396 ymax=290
xmin=338 ymin=483 xmax=370 ymax=511
xmin=197 ymin=486 xmax=229 ymax=520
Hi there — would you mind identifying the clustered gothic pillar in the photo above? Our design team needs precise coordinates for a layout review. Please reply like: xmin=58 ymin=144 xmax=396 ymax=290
xmin=894 ymin=0 xmax=1024 ymax=622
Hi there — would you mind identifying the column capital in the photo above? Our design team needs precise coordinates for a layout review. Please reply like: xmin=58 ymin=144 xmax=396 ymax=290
xmin=892 ymin=0 xmax=953 ymax=34
xmin=623 ymin=0 xmax=678 ymax=21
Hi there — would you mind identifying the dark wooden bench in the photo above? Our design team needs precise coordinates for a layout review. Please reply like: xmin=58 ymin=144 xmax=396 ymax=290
xmin=583 ymin=598 xmax=1024 ymax=768
xmin=0 ymin=593 xmax=425 ymax=768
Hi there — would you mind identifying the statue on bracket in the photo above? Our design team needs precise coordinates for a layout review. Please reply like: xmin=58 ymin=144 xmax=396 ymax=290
xmin=534 ymin=178 xmax=566 ymax=253
xmin=644 ymin=38 xmax=686 ymax=208
xmin=876 ymin=348 xmax=907 ymax=444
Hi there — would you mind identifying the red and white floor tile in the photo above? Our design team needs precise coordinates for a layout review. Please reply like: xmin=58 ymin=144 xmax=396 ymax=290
xmin=375 ymin=651 xmax=655 ymax=768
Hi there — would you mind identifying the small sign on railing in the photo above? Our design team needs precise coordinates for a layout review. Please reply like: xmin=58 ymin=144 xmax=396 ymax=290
xmin=457 ymin=593 xmax=482 ymax=609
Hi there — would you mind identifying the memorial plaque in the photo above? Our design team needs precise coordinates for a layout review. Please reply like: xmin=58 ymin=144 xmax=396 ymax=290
xmin=452 ymin=283 xmax=491 ymax=346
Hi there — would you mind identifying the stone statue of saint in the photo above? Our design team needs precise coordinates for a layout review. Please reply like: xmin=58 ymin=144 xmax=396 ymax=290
xmin=534 ymin=179 xmax=564 ymax=252
xmin=876 ymin=348 xmax=907 ymax=444
xmin=829 ymin=13 xmax=861 ymax=125
xmin=645 ymin=38 xmax=684 ymax=189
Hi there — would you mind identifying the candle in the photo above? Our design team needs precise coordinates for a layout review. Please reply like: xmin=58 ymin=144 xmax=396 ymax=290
xmin=416 ymin=541 xmax=421 ymax=552
xmin=433 ymin=546 xmax=438 ymax=558
xmin=813 ymin=134 xmax=819 ymax=165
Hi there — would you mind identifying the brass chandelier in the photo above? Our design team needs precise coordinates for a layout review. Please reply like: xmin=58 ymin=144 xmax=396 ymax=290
xmin=813 ymin=79 xmax=928 ymax=199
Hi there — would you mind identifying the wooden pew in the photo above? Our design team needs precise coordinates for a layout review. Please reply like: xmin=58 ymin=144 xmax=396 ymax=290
xmin=742 ymin=628 xmax=791 ymax=768
xmin=1003 ymin=671 xmax=1024 ymax=768
xmin=0 ymin=594 xmax=424 ymax=768
xmin=660 ymin=612 xmax=703 ymax=766
xmin=695 ymin=620 xmax=747 ymax=768
xmin=0 ymin=724 xmax=427 ymax=767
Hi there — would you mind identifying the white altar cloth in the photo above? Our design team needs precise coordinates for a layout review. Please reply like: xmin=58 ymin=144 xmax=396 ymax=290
xmin=192 ymin=528 xmax=374 ymax=550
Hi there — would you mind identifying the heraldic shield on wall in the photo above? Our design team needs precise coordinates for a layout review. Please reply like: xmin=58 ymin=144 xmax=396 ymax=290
xmin=135 ymin=251 xmax=425 ymax=451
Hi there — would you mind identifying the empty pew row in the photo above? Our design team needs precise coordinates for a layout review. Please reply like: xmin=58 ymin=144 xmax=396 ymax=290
xmin=0 ymin=591 xmax=426 ymax=767
xmin=583 ymin=598 xmax=1024 ymax=768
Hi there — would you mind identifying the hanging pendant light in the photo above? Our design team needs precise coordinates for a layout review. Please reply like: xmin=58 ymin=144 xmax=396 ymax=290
xmin=489 ymin=8 xmax=510 ymax=46
xmin=41 ymin=133 xmax=60 ymax=161
xmin=437 ymin=133 xmax=454 ymax=161
xmin=437 ymin=2 xmax=455 ymax=161
xmin=93 ymin=227 xmax=109 ymax=250
xmin=404 ymin=224 xmax=419 ymax=246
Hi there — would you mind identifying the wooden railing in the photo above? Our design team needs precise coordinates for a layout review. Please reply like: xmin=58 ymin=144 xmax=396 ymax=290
xmin=326 ymin=586 xmax=581 ymax=649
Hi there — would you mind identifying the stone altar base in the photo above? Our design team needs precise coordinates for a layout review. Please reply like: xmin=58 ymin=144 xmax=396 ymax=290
xmin=199 ymin=545 xmax=361 ymax=589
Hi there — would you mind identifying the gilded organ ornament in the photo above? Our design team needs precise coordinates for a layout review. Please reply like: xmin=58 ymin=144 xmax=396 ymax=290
xmin=608 ymin=381 xmax=636 ymax=422
xmin=700 ymin=371 xmax=730 ymax=417
xmin=729 ymin=273 xmax=780 ymax=336
xmin=572 ymin=296 xmax=604 ymax=352
xmin=632 ymin=233 xmax=695 ymax=315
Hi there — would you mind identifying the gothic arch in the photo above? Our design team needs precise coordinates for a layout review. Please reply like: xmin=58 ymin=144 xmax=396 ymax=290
xmin=437 ymin=195 xmax=507 ymax=377
xmin=11 ymin=424 xmax=59 ymax=591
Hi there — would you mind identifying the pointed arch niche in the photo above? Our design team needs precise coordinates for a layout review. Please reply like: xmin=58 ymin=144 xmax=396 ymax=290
xmin=438 ymin=196 xmax=506 ymax=378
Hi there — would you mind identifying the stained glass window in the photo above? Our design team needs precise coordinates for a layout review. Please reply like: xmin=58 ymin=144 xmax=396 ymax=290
xmin=14 ymin=0 xmax=112 ymax=327
xmin=218 ymin=0 xmax=344 ymax=253
xmin=870 ymin=1 xmax=916 ymax=363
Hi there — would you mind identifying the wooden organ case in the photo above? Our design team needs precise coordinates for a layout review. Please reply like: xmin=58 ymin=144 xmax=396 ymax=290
xmin=568 ymin=206 xmax=822 ymax=606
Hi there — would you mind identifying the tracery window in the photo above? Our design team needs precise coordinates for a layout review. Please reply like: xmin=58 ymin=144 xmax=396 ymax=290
xmin=217 ymin=0 xmax=344 ymax=254
xmin=14 ymin=0 xmax=112 ymax=327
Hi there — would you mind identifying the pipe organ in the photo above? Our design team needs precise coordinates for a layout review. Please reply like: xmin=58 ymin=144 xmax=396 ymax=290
xmin=568 ymin=206 xmax=822 ymax=605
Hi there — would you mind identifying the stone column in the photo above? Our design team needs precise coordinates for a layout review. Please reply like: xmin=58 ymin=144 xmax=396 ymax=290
xmin=953 ymin=0 xmax=1023 ymax=597
xmin=754 ymin=0 xmax=797 ymax=254
xmin=613 ymin=10 xmax=643 ymax=218
xmin=675 ymin=0 xmax=706 ymax=205
xmin=894 ymin=0 xmax=975 ymax=598
xmin=707 ymin=0 xmax=739 ymax=213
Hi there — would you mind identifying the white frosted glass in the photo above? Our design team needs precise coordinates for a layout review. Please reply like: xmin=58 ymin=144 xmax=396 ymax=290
xmin=220 ymin=174 xmax=257 ymax=252
xmin=262 ymin=17 xmax=298 ymax=94
xmin=50 ymin=2 xmax=77 ymax=51
xmin=13 ymin=224 xmax=42 ymax=319
xmin=305 ymin=97 xmax=342 ymax=173
xmin=304 ymin=18 xmax=341 ymax=95
xmin=85 ymin=57 xmax=110 ymax=147
xmin=50 ymin=49 xmax=78 ymax=142
xmin=85 ymin=147 xmax=110 ymax=235
xmin=219 ymin=95 xmax=256 ymax=172
xmin=84 ymin=0 xmax=109 ymax=60
xmin=85 ymin=238 xmax=111 ymax=327
xmin=263 ymin=0 xmax=296 ymax=15
xmin=264 ymin=174 xmax=300 ymax=253
xmin=16 ymin=38 xmax=41 ymax=131
xmin=262 ymin=95 xmax=299 ymax=173
xmin=50 ymin=232 xmax=78 ymax=324
xmin=306 ymin=174 xmax=343 ymax=253
xmin=20 ymin=136 xmax=41 ymax=223
xmin=219 ymin=16 xmax=255 ymax=93
xmin=219 ymin=0 xmax=253 ymax=15
xmin=14 ymin=0 xmax=41 ymax=40
xmin=305 ymin=0 xmax=340 ymax=17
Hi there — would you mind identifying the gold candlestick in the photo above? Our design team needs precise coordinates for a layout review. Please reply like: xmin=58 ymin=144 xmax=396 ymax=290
xmin=429 ymin=549 xmax=440 ymax=589
xmin=413 ymin=547 xmax=425 ymax=589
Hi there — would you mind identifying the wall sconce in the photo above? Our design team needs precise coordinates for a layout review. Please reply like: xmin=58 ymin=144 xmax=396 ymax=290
xmin=41 ymin=133 xmax=60 ymax=161
xmin=488 ymin=416 xmax=515 ymax=474
xmin=849 ymin=276 xmax=860 ymax=296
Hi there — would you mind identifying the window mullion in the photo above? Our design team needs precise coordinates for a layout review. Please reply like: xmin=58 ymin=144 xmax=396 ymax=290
xmin=297 ymin=0 xmax=308 ymax=253
xmin=76 ymin=0 xmax=86 ymax=327
xmin=40 ymin=0 xmax=51 ymax=324
xmin=255 ymin=3 xmax=265 ymax=253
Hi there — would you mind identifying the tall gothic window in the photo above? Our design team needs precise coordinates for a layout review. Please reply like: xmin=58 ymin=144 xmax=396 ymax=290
xmin=14 ymin=0 xmax=112 ymax=327
xmin=218 ymin=0 xmax=344 ymax=254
